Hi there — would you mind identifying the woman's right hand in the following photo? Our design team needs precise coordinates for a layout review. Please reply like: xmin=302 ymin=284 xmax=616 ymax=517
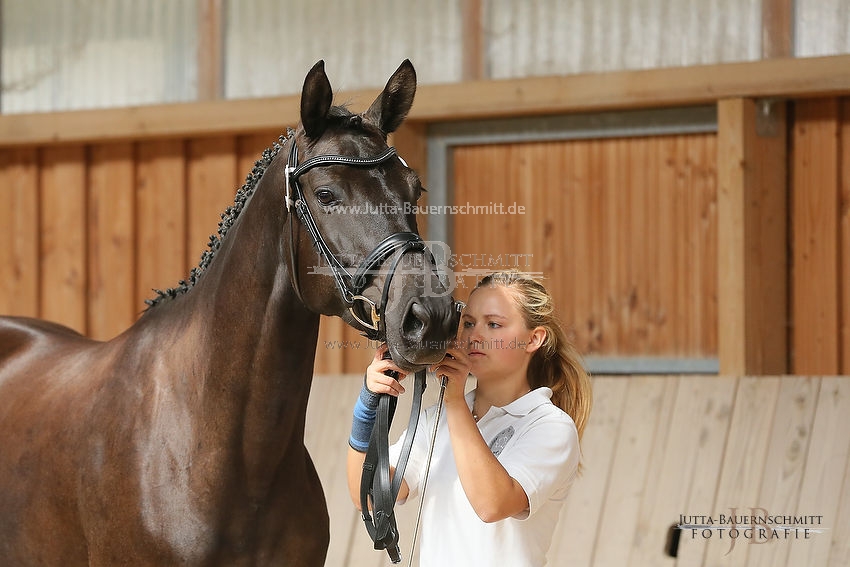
xmin=365 ymin=343 xmax=408 ymax=397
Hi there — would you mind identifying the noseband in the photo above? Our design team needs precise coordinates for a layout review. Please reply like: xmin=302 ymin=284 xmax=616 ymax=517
xmin=283 ymin=130 xmax=430 ymax=340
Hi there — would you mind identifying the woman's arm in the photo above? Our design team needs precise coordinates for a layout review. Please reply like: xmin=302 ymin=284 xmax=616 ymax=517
xmin=345 ymin=344 xmax=411 ymax=509
xmin=347 ymin=447 xmax=409 ymax=509
xmin=434 ymin=349 xmax=529 ymax=523
xmin=444 ymin=398 xmax=529 ymax=522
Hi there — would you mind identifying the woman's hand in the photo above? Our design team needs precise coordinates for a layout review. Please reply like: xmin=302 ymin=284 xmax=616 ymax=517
xmin=429 ymin=343 xmax=471 ymax=398
xmin=365 ymin=343 xmax=408 ymax=397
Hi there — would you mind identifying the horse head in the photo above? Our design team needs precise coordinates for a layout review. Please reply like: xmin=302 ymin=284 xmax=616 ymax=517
xmin=284 ymin=60 xmax=457 ymax=371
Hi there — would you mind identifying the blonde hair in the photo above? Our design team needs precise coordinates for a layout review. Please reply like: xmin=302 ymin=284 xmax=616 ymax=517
xmin=471 ymin=271 xmax=592 ymax=440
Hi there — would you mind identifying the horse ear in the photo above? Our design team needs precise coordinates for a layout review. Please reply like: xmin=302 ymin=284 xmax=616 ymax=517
xmin=300 ymin=60 xmax=333 ymax=140
xmin=364 ymin=59 xmax=417 ymax=134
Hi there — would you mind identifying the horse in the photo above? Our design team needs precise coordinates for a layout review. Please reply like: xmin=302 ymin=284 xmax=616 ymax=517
xmin=0 ymin=60 xmax=457 ymax=566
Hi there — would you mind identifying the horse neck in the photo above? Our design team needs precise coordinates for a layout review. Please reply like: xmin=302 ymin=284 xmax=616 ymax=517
xmin=138 ymin=164 xmax=320 ymax=480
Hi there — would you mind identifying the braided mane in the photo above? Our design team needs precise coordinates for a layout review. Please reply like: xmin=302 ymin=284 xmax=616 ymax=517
xmin=143 ymin=134 xmax=287 ymax=309
xmin=143 ymin=107 xmax=373 ymax=310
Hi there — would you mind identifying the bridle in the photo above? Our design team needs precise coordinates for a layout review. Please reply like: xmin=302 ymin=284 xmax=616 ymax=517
xmin=283 ymin=129 xmax=460 ymax=564
xmin=283 ymin=130 xmax=429 ymax=340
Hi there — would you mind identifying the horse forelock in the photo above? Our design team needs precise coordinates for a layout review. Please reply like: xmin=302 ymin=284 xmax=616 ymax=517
xmin=143 ymin=136 xmax=287 ymax=310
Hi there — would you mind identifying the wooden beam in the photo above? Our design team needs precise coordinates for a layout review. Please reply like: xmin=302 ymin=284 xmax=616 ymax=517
xmin=842 ymin=100 xmax=850 ymax=374
xmin=2 ymin=55 xmax=850 ymax=147
xmin=197 ymin=0 xmax=224 ymax=101
xmin=792 ymin=99 xmax=841 ymax=374
xmin=717 ymin=98 xmax=788 ymax=375
xmin=461 ymin=0 xmax=485 ymax=81
xmin=761 ymin=0 xmax=794 ymax=58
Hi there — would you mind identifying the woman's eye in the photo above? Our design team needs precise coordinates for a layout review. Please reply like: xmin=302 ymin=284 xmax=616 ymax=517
xmin=315 ymin=189 xmax=336 ymax=205
xmin=462 ymin=321 xmax=473 ymax=328
xmin=488 ymin=322 xmax=500 ymax=328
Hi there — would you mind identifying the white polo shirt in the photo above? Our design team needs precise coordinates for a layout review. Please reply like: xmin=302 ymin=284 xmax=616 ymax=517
xmin=389 ymin=387 xmax=580 ymax=567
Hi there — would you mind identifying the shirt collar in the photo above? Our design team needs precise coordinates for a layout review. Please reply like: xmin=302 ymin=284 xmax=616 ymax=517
xmin=466 ymin=387 xmax=553 ymax=417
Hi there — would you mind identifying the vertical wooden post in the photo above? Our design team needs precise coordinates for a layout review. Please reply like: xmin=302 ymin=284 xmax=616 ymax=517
xmin=461 ymin=0 xmax=485 ymax=81
xmin=791 ymin=99 xmax=841 ymax=374
xmin=717 ymin=98 xmax=788 ymax=374
xmin=841 ymin=100 xmax=850 ymax=374
xmin=198 ymin=0 xmax=224 ymax=101
xmin=761 ymin=0 xmax=794 ymax=58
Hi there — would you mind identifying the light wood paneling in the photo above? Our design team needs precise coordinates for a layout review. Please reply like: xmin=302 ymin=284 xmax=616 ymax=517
xmin=308 ymin=374 xmax=850 ymax=567
xmin=451 ymin=134 xmax=718 ymax=358
xmin=0 ymin=148 xmax=39 ymax=317
xmin=787 ymin=377 xmax=850 ymax=567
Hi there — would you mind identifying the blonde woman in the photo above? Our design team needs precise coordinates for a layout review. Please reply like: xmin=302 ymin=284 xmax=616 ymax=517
xmin=347 ymin=271 xmax=592 ymax=566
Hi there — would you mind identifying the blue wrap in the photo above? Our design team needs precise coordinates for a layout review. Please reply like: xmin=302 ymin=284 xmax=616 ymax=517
xmin=349 ymin=379 xmax=381 ymax=452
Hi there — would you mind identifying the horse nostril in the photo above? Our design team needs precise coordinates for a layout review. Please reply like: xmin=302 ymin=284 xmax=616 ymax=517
xmin=403 ymin=302 xmax=430 ymax=339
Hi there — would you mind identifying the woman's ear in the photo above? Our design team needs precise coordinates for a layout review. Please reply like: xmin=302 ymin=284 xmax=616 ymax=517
xmin=526 ymin=327 xmax=547 ymax=353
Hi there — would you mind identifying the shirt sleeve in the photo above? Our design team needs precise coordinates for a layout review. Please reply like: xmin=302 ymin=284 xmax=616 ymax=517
xmin=498 ymin=413 xmax=580 ymax=520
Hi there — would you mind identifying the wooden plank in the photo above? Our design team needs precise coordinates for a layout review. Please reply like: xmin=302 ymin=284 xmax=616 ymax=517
xmin=792 ymin=99 xmax=840 ymax=373
xmin=305 ymin=374 xmax=368 ymax=567
xmin=841 ymin=99 xmax=850 ymax=374
xmin=625 ymin=375 xmax=679 ymax=567
xmin=787 ymin=377 xmax=850 ymax=567
xmin=592 ymin=376 xmax=670 ymax=566
xmin=4 ymin=55 xmax=850 ymax=146
xmin=39 ymin=145 xmax=88 ymax=334
xmin=696 ymin=135 xmax=719 ymax=356
xmin=761 ymin=0 xmax=794 ymax=58
xmin=828 ymin=445 xmax=850 ymax=567
xmin=461 ymin=0 xmax=484 ymax=81
xmin=135 ymin=139 xmax=188 ymax=309
xmin=628 ymin=376 xmax=737 ymax=567
xmin=717 ymin=98 xmax=788 ymax=374
xmin=186 ymin=136 xmax=239 ymax=270
xmin=667 ymin=377 xmax=739 ymax=567
xmin=627 ymin=136 xmax=651 ymax=355
xmin=548 ymin=376 xmax=629 ymax=566
xmin=745 ymin=376 xmax=821 ymax=567
xmin=197 ymin=0 xmax=224 ymax=101
xmin=0 ymin=148 xmax=39 ymax=317
xmin=87 ymin=143 xmax=136 ymax=340
xmin=702 ymin=376 xmax=781 ymax=565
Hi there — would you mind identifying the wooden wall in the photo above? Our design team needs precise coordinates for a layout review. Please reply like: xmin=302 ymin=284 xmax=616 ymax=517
xmin=0 ymin=134 xmax=370 ymax=372
xmin=791 ymin=98 xmax=850 ymax=375
xmin=451 ymin=133 xmax=718 ymax=358
xmin=307 ymin=373 xmax=850 ymax=567
xmin=1 ymin=97 xmax=848 ymax=374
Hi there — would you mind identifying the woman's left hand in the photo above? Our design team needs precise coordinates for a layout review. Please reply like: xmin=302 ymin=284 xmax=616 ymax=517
xmin=430 ymin=344 xmax=470 ymax=397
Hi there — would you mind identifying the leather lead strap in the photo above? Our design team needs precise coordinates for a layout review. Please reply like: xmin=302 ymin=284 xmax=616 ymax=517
xmin=360 ymin=370 xmax=427 ymax=564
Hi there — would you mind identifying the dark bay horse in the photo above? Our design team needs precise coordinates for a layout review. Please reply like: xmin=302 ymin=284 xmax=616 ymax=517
xmin=0 ymin=60 xmax=456 ymax=566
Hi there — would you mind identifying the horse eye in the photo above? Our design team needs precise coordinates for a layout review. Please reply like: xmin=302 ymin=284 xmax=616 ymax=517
xmin=315 ymin=188 xmax=337 ymax=206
